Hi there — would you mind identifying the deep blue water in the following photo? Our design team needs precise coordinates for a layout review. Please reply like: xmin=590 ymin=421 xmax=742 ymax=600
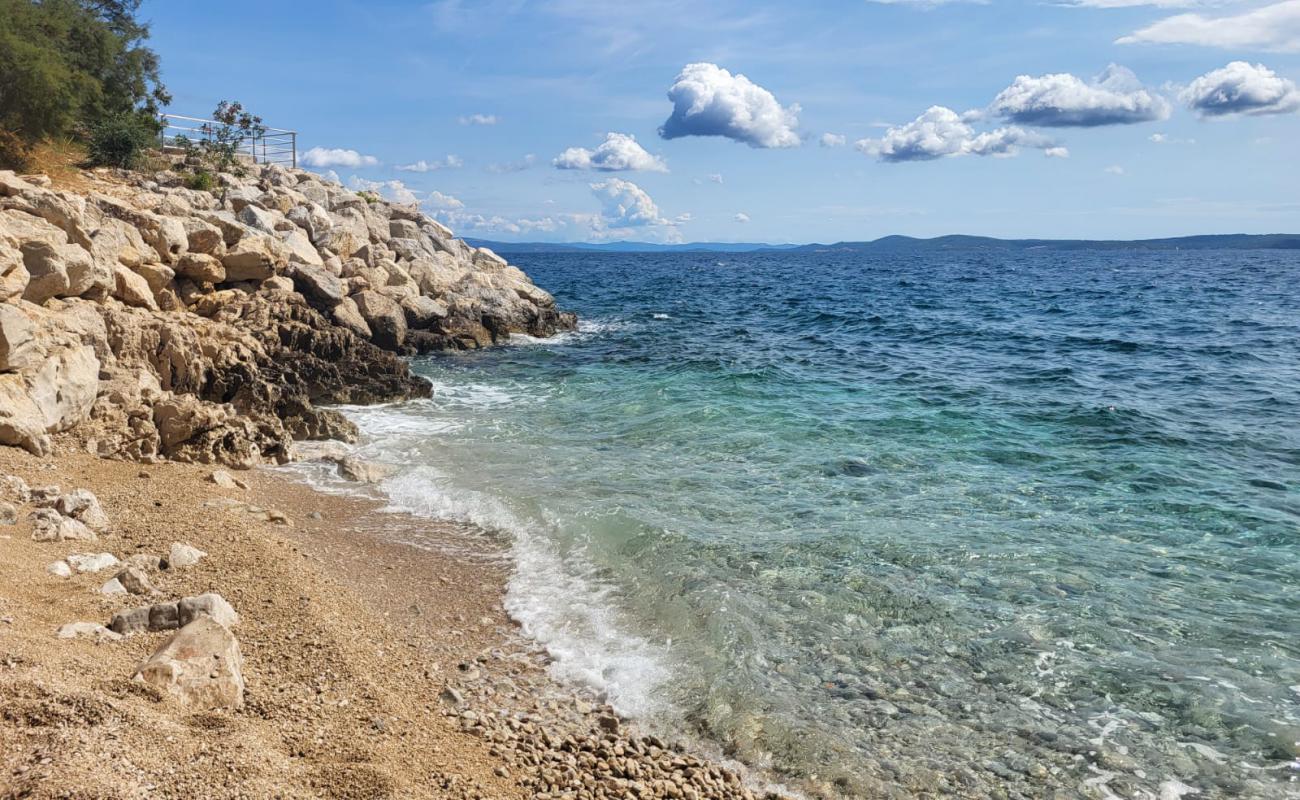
xmin=334 ymin=250 xmax=1299 ymax=798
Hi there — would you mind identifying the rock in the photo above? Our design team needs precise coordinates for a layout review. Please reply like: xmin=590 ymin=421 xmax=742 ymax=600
xmin=0 ymin=303 xmax=36 ymax=372
xmin=125 ymin=553 xmax=162 ymax=571
xmin=100 ymin=576 xmax=126 ymax=595
xmin=133 ymin=616 xmax=244 ymax=710
xmin=55 ymin=488 xmax=110 ymax=532
xmin=262 ymin=274 xmax=294 ymax=293
xmin=112 ymin=265 xmax=158 ymax=310
xmin=174 ymin=252 xmax=226 ymax=283
xmin=389 ymin=219 xmax=422 ymax=240
xmin=337 ymin=457 xmax=393 ymax=484
xmin=30 ymin=508 xmax=96 ymax=542
xmin=236 ymin=203 xmax=280 ymax=234
xmin=0 ymin=240 xmax=28 ymax=302
xmin=352 ymin=290 xmax=407 ymax=350
xmin=331 ymin=296 xmax=371 ymax=339
xmin=115 ymin=566 xmax=155 ymax=595
xmin=0 ymin=501 xmax=15 ymax=525
xmin=66 ymin=552 xmax=120 ymax=573
xmin=0 ymin=341 xmax=99 ymax=456
xmin=279 ymin=228 xmax=323 ymax=267
xmin=290 ymin=262 xmax=343 ymax=305
xmin=207 ymin=470 xmax=247 ymax=490
xmin=220 ymin=234 xmax=285 ymax=281
xmin=57 ymin=622 xmax=122 ymax=642
xmin=401 ymin=295 xmax=449 ymax=328
xmin=182 ymin=217 xmax=225 ymax=255
xmin=46 ymin=560 xmax=72 ymax=578
xmin=1 ymin=474 xmax=30 ymax=502
xmin=168 ymin=542 xmax=206 ymax=568
xmin=177 ymin=592 xmax=239 ymax=628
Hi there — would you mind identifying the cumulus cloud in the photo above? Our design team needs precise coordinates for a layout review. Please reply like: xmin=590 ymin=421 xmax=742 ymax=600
xmin=1180 ymin=61 xmax=1300 ymax=117
xmin=820 ymin=133 xmax=847 ymax=147
xmin=347 ymin=177 xmax=419 ymax=205
xmin=855 ymin=106 xmax=1059 ymax=162
xmin=1117 ymin=1 xmax=1300 ymax=52
xmin=709 ymin=173 xmax=724 ymax=184
xmin=301 ymin=147 xmax=380 ymax=168
xmin=1044 ymin=146 xmax=1071 ymax=158
xmin=1104 ymin=165 xmax=1126 ymax=175
xmin=734 ymin=212 xmax=751 ymax=223
xmin=487 ymin=154 xmax=537 ymax=173
xmin=396 ymin=155 xmax=464 ymax=172
xmin=589 ymin=178 xmax=673 ymax=228
xmin=553 ymin=133 xmax=668 ymax=172
xmin=990 ymin=65 xmax=1170 ymax=127
xmin=424 ymin=191 xmax=465 ymax=210
xmin=659 ymin=63 xmax=801 ymax=148
xmin=459 ymin=113 xmax=498 ymax=125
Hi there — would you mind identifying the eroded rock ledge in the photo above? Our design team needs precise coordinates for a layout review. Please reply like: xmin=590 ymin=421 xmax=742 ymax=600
xmin=0 ymin=164 xmax=574 ymax=466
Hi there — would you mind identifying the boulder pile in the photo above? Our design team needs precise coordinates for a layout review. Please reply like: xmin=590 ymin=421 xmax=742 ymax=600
xmin=0 ymin=164 xmax=574 ymax=467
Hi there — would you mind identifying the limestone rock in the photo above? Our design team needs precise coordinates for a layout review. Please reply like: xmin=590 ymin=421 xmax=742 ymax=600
xmin=57 ymin=622 xmax=122 ymax=642
xmin=0 ymin=240 xmax=28 ymax=302
xmin=114 ymin=566 xmax=155 ymax=595
xmin=55 ymin=488 xmax=110 ymax=532
xmin=125 ymin=553 xmax=162 ymax=571
xmin=182 ymin=217 xmax=225 ymax=255
xmin=100 ymin=576 xmax=126 ymax=595
xmin=207 ymin=469 xmax=247 ymax=490
xmin=220 ymin=234 xmax=284 ymax=281
xmin=66 ymin=552 xmax=120 ymax=573
xmin=332 ymin=296 xmax=371 ymax=339
xmin=112 ymin=265 xmax=158 ymax=309
xmin=1 ymin=474 xmax=31 ymax=502
xmin=0 ymin=500 xmax=15 ymax=525
xmin=178 ymin=593 xmax=240 ymax=628
xmin=352 ymin=290 xmax=406 ymax=350
xmin=30 ymin=508 xmax=96 ymax=542
xmin=46 ymin=560 xmax=72 ymax=578
xmin=0 ymin=303 xmax=35 ymax=371
xmin=174 ymin=252 xmax=225 ymax=284
xmin=168 ymin=542 xmax=206 ymax=568
xmin=337 ymin=457 xmax=393 ymax=484
xmin=134 ymin=616 xmax=244 ymax=709
xmin=279 ymin=228 xmax=323 ymax=267
xmin=290 ymin=262 xmax=343 ymax=305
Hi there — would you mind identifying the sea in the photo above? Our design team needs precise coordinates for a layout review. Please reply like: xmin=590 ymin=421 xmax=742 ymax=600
xmin=293 ymin=250 xmax=1300 ymax=799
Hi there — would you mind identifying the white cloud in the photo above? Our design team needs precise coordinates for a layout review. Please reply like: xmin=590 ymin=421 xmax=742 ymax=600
xmin=865 ymin=0 xmax=987 ymax=5
xmin=424 ymin=191 xmax=465 ymax=210
xmin=553 ymin=133 xmax=668 ymax=172
xmin=820 ymin=133 xmax=847 ymax=147
xmin=486 ymin=154 xmax=537 ymax=173
xmin=709 ymin=173 xmax=724 ymax=184
xmin=990 ymin=65 xmax=1170 ymax=127
xmin=1150 ymin=132 xmax=1196 ymax=144
xmin=855 ymin=106 xmax=1058 ymax=162
xmin=1062 ymin=0 xmax=1197 ymax=7
xmin=734 ymin=212 xmax=751 ymax=223
xmin=1117 ymin=1 xmax=1300 ymax=52
xmin=1104 ymin=165 xmax=1127 ymax=175
xmin=321 ymin=170 xmax=341 ymax=185
xmin=1180 ymin=61 xmax=1300 ymax=117
xmin=347 ymin=177 xmax=419 ymax=205
xmin=1044 ymin=146 xmax=1071 ymax=158
xmin=589 ymin=178 xmax=672 ymax=228
xmin=301 ymin=147 xmax=380 ymax=168
xmin=459 ymin=113 xmax=499 ymax=125
xmin=659 ymin=62 xmax=801 ymax=148
xmin=396 ymin=155 xmax=464 ymax=172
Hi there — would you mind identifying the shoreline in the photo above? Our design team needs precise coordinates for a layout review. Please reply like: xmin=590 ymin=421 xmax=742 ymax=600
xmin=0 ymin=436 xmax=786 ymax=799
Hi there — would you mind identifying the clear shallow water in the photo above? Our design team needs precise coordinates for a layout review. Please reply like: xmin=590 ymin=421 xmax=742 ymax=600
xmin=337 ymin=251 xmax=1299 ymax=798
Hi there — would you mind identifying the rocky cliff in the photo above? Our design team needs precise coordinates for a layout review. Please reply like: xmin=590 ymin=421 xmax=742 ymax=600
xmin=0 ymin=164 xmax=574 ymax=466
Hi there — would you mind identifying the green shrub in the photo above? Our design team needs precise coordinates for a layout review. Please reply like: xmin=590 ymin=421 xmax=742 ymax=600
xmin=185 ymin=169 xmax=215 ymax=192
xmin=175 ymin=100 xmax=266 ymax=177
xmin=87 ymin=111 xmax=158 ymax=168
xmin=0 ymin=128 xmax=30 ymax=170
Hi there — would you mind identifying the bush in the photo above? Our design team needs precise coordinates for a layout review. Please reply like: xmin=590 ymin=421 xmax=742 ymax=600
xmin=175 ymin=100 xmax=266 ymax=177
xmin=0 ymin=128 xmax=30 ymax=171
xmin=185 ymin=170 xmax=215 ymax=192
xmin=87 ymin=112 xmax=158 ymax=168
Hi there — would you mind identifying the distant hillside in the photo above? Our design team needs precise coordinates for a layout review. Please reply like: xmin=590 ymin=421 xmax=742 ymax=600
xmin=471 ymin=233 xmax=1300 ymax=255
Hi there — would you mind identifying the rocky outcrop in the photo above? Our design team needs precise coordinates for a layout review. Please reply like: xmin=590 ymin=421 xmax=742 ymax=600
xmin=0 ymin=164 xmax=574 ymax=468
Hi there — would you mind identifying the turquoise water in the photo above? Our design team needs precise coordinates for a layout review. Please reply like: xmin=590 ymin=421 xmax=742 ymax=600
xmin=333 ymin=251 xmax=1299 ymax=798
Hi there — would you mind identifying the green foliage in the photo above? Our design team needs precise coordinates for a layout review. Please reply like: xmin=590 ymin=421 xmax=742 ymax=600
xmin=357 ymin=190 xmax=381 ymax=204
xmin=184 ymin=169 xmax=215 ymax=192
xmin=0 ymin=0 xmax=168 ymax=149
xmin=87 ymin=110 xmax=159 ymax=168
xmin=175 ymin=100 xmax=266 ymax=177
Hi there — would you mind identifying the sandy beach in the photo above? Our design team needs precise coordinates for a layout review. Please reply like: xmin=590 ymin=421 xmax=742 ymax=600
xmin=0 ymin=436 xmax=774 ymax=800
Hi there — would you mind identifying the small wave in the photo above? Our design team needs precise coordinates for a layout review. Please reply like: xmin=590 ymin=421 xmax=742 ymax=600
xmin=652 ymin=313 xmax=671 ymax=320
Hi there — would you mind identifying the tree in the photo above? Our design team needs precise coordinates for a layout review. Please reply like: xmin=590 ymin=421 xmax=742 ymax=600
xmin=0 ymin=0 xmax=168 ymax=166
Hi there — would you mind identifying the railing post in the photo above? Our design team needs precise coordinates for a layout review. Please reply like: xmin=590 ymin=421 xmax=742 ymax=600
xmin=292 ymin=132 xmax=297 ymax=169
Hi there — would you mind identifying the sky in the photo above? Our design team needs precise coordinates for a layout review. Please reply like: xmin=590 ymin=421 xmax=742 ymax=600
xmin=141 ymin=0 xmax=1300 ymax=243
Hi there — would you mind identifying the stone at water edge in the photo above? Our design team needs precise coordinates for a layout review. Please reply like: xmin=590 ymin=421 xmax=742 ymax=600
xmin=337 ymin=456 xmax=394 ymax=484
xmin=65 ymin=552 xmax=120 ymax=573
xmin=168 ymin=542 xmax=206 ymax=569
xmin=57 ymin=622 xmax=122 ymax=643
xmin=134 ymin=616 xmax=245 ymax=710
xmin=30 ymin=508 xmax=96 ymax=542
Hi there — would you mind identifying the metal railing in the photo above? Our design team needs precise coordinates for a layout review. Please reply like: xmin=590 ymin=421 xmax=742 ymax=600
xmin=158 ymin=114 xmax=297 ymax=168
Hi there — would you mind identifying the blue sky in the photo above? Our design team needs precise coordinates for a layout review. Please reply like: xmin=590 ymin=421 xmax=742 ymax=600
xmin=142 ymin=0 xmax=1300 ymax=243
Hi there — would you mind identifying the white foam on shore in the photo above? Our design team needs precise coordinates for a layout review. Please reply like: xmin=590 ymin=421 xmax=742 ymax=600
xmin=366 ymin=455 xmax=675 ymax=721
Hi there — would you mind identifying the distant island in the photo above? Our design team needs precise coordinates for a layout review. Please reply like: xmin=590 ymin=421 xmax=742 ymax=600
xmin=469 ymin=233 xmax=1300 ymax=255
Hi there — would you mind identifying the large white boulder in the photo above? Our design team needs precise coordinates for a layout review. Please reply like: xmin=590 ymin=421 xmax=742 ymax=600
xmin=134 ymin=616 xmax=245 ymax=709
